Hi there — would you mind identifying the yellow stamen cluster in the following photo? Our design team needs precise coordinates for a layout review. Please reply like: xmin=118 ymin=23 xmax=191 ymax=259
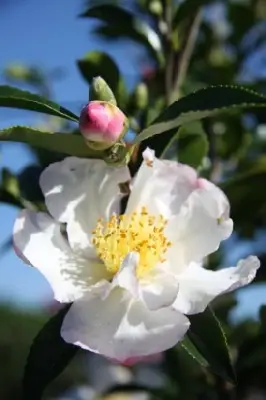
xmin=92 ymin=206 xmax=172 ymax=277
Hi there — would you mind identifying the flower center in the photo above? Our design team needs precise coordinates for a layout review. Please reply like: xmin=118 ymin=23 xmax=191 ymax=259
xmin=92 ymin=206 xmax=172 ymax=277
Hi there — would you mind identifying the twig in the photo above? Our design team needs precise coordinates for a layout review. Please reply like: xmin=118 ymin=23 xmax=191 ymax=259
xmin=173 ymin=9 xmax=202 ymax=102
xmin=164 ymin=0 xmax=174 ymax=105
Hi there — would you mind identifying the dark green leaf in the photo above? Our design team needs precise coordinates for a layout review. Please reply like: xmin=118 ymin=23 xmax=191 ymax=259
xmin=180 ymin=336 xmax=209 ymax=369
xmin=147 ymin=122 xmax=208 ymax=165
xmin=80 ymin=5 xmax=162 ymax=63
xmin=23 ymin=305 xmax=78 ymax=400
xmin=188 ymin=307 xmax=236 ymax=383
xmin=134 ymin=86 xmax=266 ymax=143
xmin=177 ymin=132 xmax=208 ymax=168
xmin=0 ymin=168 xmax=23 ymax=208
xmin=221 ymin=157 xmax=266 ymax=235
xmin=138 ymin=128 xmax=178 ymax=160
xmin=176 ymin=122 xmax=209 ymax=168
xmin=0 ymin=126 xmax=104 ymax=158
xmin=19 ymin=166 xmax=44 ymax=202
xmin=0 ymin=86 xmax=79 ymax=122
xmin=0 ymin=188 xmax=22 ymax=208
xmin=228 ymin=2 xmax=256 ymax=45
xmin=2 ymin=168 xmax=20 ymax=199
xmin=77 ymin=51 xmax=123 ymax=102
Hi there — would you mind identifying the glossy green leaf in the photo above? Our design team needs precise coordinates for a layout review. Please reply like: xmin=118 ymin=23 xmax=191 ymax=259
xmin=221 ymin=157 xmax=266 ymax=236
xmin=176 ymin=122 xmax=209 ymax=168
xmin=0 ymin=126 xmax=104 ymax=158
xmin=77 ymin=52 xmax=122 ymax=102
xmin=188 ymin=307 xmax=236 ymax=383
xmin=0 ymin=187 xmax=22 ymax=208
xmin=137 ymin=127 xmax=178 ymax=161
xmin=89 ymin=76 xmax=117 ymax=105
xmin=19 ymin=166 xmax=44 ymax=202
xmin=23 ymin=305 xmax=78 ymax=400
xmin=0 ymin=168 xmax=23 ymax=208
xmin=0 ymin=86 xmax=79 ymax=122
xmin=80 ymin=5 xmax=162 ymax=63
xmin=180 ymin=336 xmax=209 ymax=369
xmin=134 ymin=86 xmax=266 ymax=144
xmin=2 ymin=168 xmax=20 ymax=199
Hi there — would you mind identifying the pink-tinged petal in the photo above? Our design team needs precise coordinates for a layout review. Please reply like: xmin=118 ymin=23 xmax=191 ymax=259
xmin=109 ymin=353 xmax=163 ymax=366
xmin=174 ymin=256 xmax=260 ymax=315
xmin=86 ymin=102 xmax=109 ymax=133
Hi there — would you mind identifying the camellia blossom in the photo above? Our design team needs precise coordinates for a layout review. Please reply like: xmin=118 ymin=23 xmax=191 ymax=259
xmin=13 ymin=148 xmax=260 ymax=362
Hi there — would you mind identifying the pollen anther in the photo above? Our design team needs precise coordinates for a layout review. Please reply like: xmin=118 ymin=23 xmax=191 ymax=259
xmin=91 ymin=209 xmax=172 ymax=277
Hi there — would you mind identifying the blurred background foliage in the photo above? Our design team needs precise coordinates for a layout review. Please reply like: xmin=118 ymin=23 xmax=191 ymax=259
xmin=1 ymin=0 xmax=266 ymax=398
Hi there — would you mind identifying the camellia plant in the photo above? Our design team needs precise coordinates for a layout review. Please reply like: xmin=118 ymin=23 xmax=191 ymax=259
xmin=1 ymin=0 xmax=266 ymax=399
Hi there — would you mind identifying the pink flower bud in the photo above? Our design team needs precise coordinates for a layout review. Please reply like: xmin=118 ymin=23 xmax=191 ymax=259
xmin=79 ymin=101 xmax=128 ymax=150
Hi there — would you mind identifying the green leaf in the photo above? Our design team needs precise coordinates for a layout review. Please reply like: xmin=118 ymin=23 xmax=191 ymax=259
xmin=0 ymin=168 xmax=23 ymax=208
xmin=19 ymin=166 xmax=44 ymax=202
xmin=137 ymin=127 xmax=178 ymax=161
xmin=188 ymin=307 xmax=236 ymax=383
xmin=176 ymin=122 xmax=209 ymax=168
xmin=80 ymin=5 xmax=162 ymax=63
xmin=77 ymin=51 xmax=123 ymax=103
xmin=89 ymin=76 xmax=117 ymax=105
xmin=0 ymin=86 xmax=79 ymax=122
xmin=134 ymin=85 xmax=266 ymax=144
xmin=180 ymin=336 xmax=209 ymax=369
xmin=0 ymin=126 xmax=104 ymax=158
xmin=2 ymin=168 xmax=20 ymax=199
xmin=221 ymin=157 xmax=266 ymax=236
xmin=0 ymin=187 xmax=22 ymax=208
xmin=23 ymin=305 xmax=78 ymax=400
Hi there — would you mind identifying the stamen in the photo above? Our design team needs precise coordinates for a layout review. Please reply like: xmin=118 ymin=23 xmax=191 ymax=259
xmin=91 ymin=208 xmax=172 ymax=277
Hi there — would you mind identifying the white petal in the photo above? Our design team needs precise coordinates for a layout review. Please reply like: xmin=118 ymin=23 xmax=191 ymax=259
xmin=112 ymin=252 xmax=139 ymax=297
xmin=13 ymin=210 xmax=107 ymax=302
xmin=139 ymin=266 xmax=179 ymax=311
xmin=61 ymin=287 xmax=190 ymax=361
xmin=166 ymin=183 xmax=233 ymax=269
xmin=174 ymin=256 xmax=260 ymax=315
xmin=126 ymin=148 xmax=199 ymax=217
xmin=40 ymin=157 xmax=130 ymax=256
xmin=112 ymin=254 xmax=179 ymax=311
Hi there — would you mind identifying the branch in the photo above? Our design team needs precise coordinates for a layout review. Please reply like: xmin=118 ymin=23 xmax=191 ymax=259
xmin=173 ymin=9 xmax=202 ymax=102
xmin=164 ymin=0 xmax=174 ymax=105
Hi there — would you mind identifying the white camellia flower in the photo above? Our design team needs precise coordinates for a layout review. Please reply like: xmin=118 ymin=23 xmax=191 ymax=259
xmin=13 ymin=148 xmax=260 ymax=363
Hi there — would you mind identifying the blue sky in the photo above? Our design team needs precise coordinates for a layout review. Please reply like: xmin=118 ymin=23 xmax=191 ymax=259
xmin=0 ymin=0 xmax=265 ymax=320
xmin=0 ymin=0 xmax=142 ymax=308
